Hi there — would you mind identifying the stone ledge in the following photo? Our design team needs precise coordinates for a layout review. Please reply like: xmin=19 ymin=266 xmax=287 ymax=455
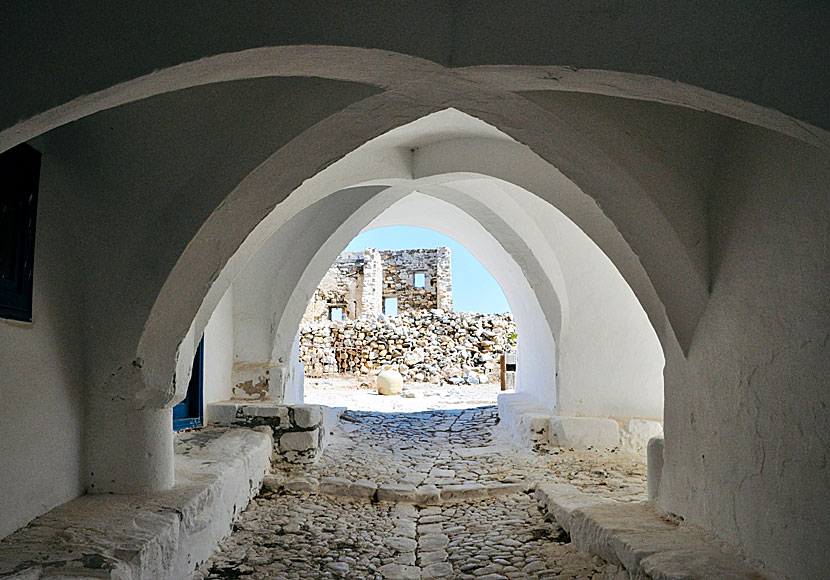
xmin=535 ymin=483 xmax=769 ymax=580
xmin=0 ymin=427 xmax=272 ymax=580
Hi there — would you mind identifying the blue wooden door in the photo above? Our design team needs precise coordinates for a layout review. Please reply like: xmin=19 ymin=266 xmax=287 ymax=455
xmin=173 ymin=337 xmax=203 ymax=431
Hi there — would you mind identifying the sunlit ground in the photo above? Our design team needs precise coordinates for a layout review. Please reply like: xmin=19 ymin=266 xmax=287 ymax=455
xmin=303 ymin=375 xmax=513 ymax=412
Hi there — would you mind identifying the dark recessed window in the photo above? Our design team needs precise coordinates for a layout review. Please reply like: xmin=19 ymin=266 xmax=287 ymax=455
xmin=0 ymin=144 xmax=41 ymax=322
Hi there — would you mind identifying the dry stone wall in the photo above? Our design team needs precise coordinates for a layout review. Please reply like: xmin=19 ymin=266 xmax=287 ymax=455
xmin=299 ymin=309 xmax=517 ymax=384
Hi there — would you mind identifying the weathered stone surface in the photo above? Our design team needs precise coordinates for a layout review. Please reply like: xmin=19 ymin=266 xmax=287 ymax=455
xmin=418 ymin=533 xmax=450 ymax=551
xmin=421 ymin=561 xmax=453 ymax=578
xmin=349 ymin=478 xmax=377 ymax=499
xmin=279 ymin=428 xmax=318 ymax=452
xmin=440 ymin=483 xmax=487 ymax=502
xmin=261 ymin=474 xmax=282 ymax=492
xmin=318 ymin=476 xmax=351 ymax=496
xmin=386 ymin=536 xmax=417 ymax=552
xmin=377 ymin=483 xmax=417 ymax=503
xmin=621 ymin=418 xmax=663 ymax=455
xmin=283 ymin=476 xmax=318 ymax=493
xmin=415 ymin=484 xmax=441 ymax=505
xmin=379 ymin=563 xmax=420 ymax=580
xmin=418 ymin=549 xmax=448 ymax=565
xmin=291 ymin=404 xmax=323 ymax=428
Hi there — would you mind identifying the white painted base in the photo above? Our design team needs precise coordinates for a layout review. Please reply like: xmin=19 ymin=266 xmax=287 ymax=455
xmin=496 ymin=393 xmax=553 ymax=451
xmin=549 ymin=416 xmax=621 ymax=450
xmin=498 ymin=394 xmax=663 ymax=455
xmin=0 ymin=427 xmax=272 ymax=580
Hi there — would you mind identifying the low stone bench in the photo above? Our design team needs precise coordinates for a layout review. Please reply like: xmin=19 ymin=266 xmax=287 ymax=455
xmin=207 ymin=401 xmax=343 ymax=464
xmin=0 ymin=427 xmax=271 ymax=580
xmin=535 ymin=483 xmax=769 ymax=580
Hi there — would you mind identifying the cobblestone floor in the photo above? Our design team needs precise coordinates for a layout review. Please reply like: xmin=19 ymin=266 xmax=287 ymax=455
xmin=193 ymin=407 xmax=645 ymax=579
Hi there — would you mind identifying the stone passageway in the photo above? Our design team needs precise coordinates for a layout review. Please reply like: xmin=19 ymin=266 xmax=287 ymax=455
xmin=193 ymin=408 xmax=647 ymax=579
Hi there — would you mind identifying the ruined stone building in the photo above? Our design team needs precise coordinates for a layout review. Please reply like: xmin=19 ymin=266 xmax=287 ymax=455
xmin=0 ymin=4 xmax=828 ymax=579
xmin=302 ymin=247 xmax=452 ymax=323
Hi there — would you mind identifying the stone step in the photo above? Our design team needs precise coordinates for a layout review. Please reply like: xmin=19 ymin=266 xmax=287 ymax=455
xmin=264 ymin=473 xmax=532 ymax=505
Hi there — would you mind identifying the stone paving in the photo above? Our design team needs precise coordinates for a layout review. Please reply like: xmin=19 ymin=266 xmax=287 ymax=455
xmin=193 ymin=407 xmax=645 ymax=579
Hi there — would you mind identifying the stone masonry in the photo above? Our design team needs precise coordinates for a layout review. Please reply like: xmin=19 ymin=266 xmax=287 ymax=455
xmin=207 ymin=402 xmax=339 ymax=464
xmin=299 ymin=310 xmax=517 ymax=383
xmin=302 ymin=247 xmax=452 ymax=324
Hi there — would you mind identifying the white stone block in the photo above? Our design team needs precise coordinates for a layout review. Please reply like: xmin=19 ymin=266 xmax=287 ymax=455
xmin=621 ymin=419 xmax=664 ymax=455
xmin=243 ymin=405 xmax=288 ymax=419
xmin=440 ymin=483 xmax=487 ymax=502
xmin=377 ymin=483 xmax=417 ymax=503
xmin=205 ymin=402 xmax=238 ymax=425
xmin=279 ymin=429 xmax=319 ymax=452
xmin=319 ymin=476 xmax=351 ymax=496
xmin=349 ymin=479 xmax=377 ymax=499
xmin=549 ymin=416 xmax=620 ymax=450
xmin=284 ymin=477 xmax=318 ymax=493
xmin=415 ymin=484 xmax=441 ymax=505
xmin=291 ymin=405 xmax=322 ymax=428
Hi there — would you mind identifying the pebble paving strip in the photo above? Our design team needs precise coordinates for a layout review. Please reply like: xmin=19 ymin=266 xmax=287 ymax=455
xmin=194 ymin=407 xmax=643 ymax=579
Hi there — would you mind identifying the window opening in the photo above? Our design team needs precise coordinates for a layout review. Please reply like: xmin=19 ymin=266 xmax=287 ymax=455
xmin=383 ymin=296 xmax=398 ymax=316
xmin=329 ymin=306 xmax=344 ymax=322
xmin=414 ymin=272 xmax=426 ymax=288
xmin=0 ymin=144 xmax=41 ymax=322
xmin=173 ymin=336 xmax=204 ymax=431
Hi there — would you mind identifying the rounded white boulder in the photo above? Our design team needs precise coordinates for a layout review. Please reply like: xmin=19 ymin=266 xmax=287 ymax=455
xmin=377 ymin=367 xmax=404 ymax=395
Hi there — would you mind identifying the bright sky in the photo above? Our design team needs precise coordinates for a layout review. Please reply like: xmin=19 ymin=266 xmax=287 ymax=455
xmin=344 ymin=226 xmax=511 ymax=314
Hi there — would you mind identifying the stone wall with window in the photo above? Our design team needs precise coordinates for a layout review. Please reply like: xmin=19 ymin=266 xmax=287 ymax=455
xmin=302 ymin=247 xmax=452 ymax=324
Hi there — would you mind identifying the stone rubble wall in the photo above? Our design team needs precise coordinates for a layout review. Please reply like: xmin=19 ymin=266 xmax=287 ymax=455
xmin=299 ymin=309 xmax=517 ymax=384
xmin=303 ymin=251 xmax=368 ymax=323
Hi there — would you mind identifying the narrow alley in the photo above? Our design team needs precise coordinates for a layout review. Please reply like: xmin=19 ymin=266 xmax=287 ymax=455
xmin=193 ymin=408 xmax=647 ymax=579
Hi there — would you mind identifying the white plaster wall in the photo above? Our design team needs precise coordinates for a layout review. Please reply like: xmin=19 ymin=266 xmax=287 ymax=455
xmin=202 ymin=286 xmax=234 ymax=405
xmin=659 ymin=126 xmax=830 ymax=580
xmin=397 ymin=170 xmax=663 ymax=419
xmin=513 ymin=187 xmax=665 ymax=419
xmin=0 ymin=154 xmax=85 ymax=539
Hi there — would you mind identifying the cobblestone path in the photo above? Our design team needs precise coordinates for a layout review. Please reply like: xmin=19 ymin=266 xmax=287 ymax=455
xmin=194 ymin=407 xmax=646 ymax=579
